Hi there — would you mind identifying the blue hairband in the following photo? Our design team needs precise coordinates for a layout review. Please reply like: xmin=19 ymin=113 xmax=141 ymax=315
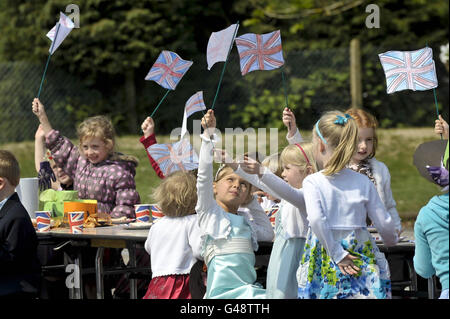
xmin=315 ymin=120 xmax=327 ymax=145
xmin=315 ymin=114 xmax=353 ymax=145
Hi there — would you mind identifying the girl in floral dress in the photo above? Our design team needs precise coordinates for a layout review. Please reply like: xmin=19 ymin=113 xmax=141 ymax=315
xmin=297 ymin=110 xmax=398 ymax=299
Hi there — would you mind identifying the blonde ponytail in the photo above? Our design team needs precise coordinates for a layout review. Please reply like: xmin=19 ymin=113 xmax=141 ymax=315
xmin=315 ymin=111 xmax=359 ymax=176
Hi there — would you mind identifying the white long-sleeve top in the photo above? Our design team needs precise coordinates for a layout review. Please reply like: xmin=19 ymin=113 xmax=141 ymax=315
xmin=287 ymin=130 xmax=402 ymax=232
xmin=369 ymin=157 xmax=402 ymax=232
xmin=303 ymin=169 xmax=398 ymax=264
xmin=235 ymin=166 xmax=308 ymax=239
xmin=195 ymin=134 xmax=262 ymax=252
xmin=144 ymin=214 xmax=203 ymax=278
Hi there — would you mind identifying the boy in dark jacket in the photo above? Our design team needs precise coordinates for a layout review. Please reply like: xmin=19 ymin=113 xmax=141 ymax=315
xmin=0 ymin=150 xmax=41 ymax=298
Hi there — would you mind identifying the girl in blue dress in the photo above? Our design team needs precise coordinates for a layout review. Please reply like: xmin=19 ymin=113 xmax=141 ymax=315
xmin=195 ymin=109 xmax=266 ymax=299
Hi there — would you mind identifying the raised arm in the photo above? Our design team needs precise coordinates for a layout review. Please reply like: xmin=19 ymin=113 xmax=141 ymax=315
xmin=139 ymin=116 xmax=165 ymax=179
xmin=283 ymin=107 xmax=303 ymax=144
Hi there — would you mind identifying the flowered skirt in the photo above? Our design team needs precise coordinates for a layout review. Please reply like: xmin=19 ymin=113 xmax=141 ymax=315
xmin=142 ymin=274 xmax=191 ymax=299
xmin=297 ymin=227 xmax=391 ymax=299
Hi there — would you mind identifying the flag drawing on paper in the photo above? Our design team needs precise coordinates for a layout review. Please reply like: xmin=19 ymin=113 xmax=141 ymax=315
xmin=265 ymin=204 xmax=279 ymax=229
xmin=181 ymin=91 xmax=207 ymax=138
xmin=145 ymin=51 xmax=193 ymax=90
xmin=46 ymin=12 xmax=75 ymax=55
xmin=378 ymin=47 xmax=438 ymax=94
xmin=147 ymin=138 xmax=199 ymax=176
xmin=207 ymin=24 xmax=239 ymax=70
xmin=235 ymin=30 xmax=284 ymax=76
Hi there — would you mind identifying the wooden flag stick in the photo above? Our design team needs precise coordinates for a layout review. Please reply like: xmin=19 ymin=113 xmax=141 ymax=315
xmin=150 ymin=89 xmax=171 ymax=118
xmin=210 ymin=21 xmax=240 ymax=110
xmin=37 ymin=23 xmax=61 ymax=99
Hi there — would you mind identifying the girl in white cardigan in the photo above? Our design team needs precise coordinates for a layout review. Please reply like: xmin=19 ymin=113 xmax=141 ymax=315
xmin=143 ymin=171 xmax=203 ymax=299
xmin=284 ymin=107 xmax=402 ymax=234
xmin=297 ymin=110 xmax=398 ymax=299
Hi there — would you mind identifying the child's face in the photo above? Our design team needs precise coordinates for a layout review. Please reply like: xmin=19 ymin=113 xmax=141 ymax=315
xmin=352 ymin=127 xmax=374 ymax=164
xmin=81 ymin=136 xmax=110 ymax=164
xmin=214 ymin=172 xmax=250 ymax=210
xmin=52 ymin=164 xmax=73 ymax=185
xmin=281 ymin=164 xmax=308 ymax=189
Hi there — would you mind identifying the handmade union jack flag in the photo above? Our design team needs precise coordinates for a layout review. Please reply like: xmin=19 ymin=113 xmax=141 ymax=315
xmin=145 ymin=50 xmax=193 ymax=90
xmin=378 ymin=47 xmax=438 ymax=94
xmin=181 ymin=91 xmax=207 ymax=138
xmin=147 ymin=138 xmax=199 ymax=176
xmin=235 ymin=30 xmax=284 ymax=76
xmin=207 ymin=24 xmax=239 ymax=70
xmin=46 ymin=12 xmax=75 ymax=55
xmin=265 ymin=204 xmax=279 ymax=229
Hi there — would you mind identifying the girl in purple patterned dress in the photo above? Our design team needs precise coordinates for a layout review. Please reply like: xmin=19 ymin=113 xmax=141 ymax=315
xmin=32 ymin=98 xmax=140 ymax=219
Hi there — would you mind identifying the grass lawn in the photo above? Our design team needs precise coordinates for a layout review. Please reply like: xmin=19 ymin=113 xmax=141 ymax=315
xmin=0 ymin=127 xmax=443 ymax=227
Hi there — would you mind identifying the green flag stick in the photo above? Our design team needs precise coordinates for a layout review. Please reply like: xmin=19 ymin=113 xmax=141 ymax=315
xmin=37 ymin=23 xmax=61 ymax=99
xmin=281 ymin=67 xmax=291 ymax=130
xmin=433 ymin=88 xmax=443 ymax=140
xmin=210 ymin=21 xmax=240 ymax=110
xmin=150 ymin=89 xmax=171 ymax=118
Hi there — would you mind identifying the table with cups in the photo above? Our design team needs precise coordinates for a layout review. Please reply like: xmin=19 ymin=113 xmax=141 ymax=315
xmin=35 ymin=203 xmax=161 ymax=299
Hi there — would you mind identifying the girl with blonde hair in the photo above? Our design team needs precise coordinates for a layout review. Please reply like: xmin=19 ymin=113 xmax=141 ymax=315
xmin=143 ymin=171 xmax=203 ymax=299
xmin=31 ymin=98 xmax=140 ymax=218
xmin=297 ymin=110 xmax=398 ymax=299
xmin=195 ymin=109 xmax=266 ymax=299
xmin=235 ymin=142 xmax=317 ymax=298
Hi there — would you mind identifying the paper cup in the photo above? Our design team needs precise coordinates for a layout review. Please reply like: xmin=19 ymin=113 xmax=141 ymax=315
xmin=134 ymin=204 xmax=151 ymax=223
xmin=35 ymin=211 xmax=52 ymax=232
xmin=68 ymin=211 xmax=85 ymax=234
xmin=150 ymin=204 xmax=164 ymax=223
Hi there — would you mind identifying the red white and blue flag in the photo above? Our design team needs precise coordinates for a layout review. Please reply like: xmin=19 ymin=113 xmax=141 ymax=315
xmin=235 ymin=30 xmax=284 ymax=76
xmin=147 ymin=138 xmax=199 ymax=176
xmin=145 ymin=50 xmax=193 ymax=90
xmin=378 ymin=47 xmax=438 ymax=94
xmin=135 ymin=205 xmax=151 ymax=223
xmin=207 ymin=24 xmax=239 ymax=70
xmin=46 ymin=12 xmax=75 ymax=55
xmin=181 ymin=91 xmax=207 ymax=138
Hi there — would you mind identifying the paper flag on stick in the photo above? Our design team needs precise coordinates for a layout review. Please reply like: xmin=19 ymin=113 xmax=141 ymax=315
xmin=181 ymin=91 xmax=207 ymax=138
xmin=147 ymin=138 xmax=199 ymax=176
xmin=235 ymin=30 xmax=284 ymax=76
xmin=207 ymin=24 xmax=239 ymax=70
xmin=46 ymin=12 xmax=75 ymax=55
xmin=145 ymin=51 xmax=193 ymax=90
xmin=378 ymin=47 xmax=438 ymax=94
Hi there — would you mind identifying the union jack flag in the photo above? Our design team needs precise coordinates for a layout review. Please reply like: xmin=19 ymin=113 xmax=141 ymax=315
xmin=181 ymin=91 xmax=207 ymax=138
xmin=46 ymin=12 xmax=75 ymax=55
xmin=145 ymin=50 xmax=193 ymax=90
xmin=378 ymin=47 xmax=438 ymax=94
xmin=235 ymin=30 xmax=284 ymax=76
xmin=147 ymin=138 xmax=199 ymax=176
xmin=185 ymin=91 xmax=207 ymax=118
xmin=150 ymin=205 xmax=164 ymax=222
xmin=68 ymin=211 xmax=85 ymax=234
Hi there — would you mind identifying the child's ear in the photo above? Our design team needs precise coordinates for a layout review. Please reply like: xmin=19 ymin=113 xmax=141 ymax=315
xmin=306 ymin=165 xmax=314 ymax=175
xmin=213 ymin=182 xmax=217 ymax=195
xmin=318 ymin=140 xmax=326 ymax=154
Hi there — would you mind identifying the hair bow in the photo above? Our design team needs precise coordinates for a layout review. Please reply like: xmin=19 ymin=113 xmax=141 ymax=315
xmin=334 ymin=113 xmax=352 ymax=126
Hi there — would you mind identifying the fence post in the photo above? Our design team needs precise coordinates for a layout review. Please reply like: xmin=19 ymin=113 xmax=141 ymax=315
xmin=350 ymin=38 xmax=363 ymax=108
